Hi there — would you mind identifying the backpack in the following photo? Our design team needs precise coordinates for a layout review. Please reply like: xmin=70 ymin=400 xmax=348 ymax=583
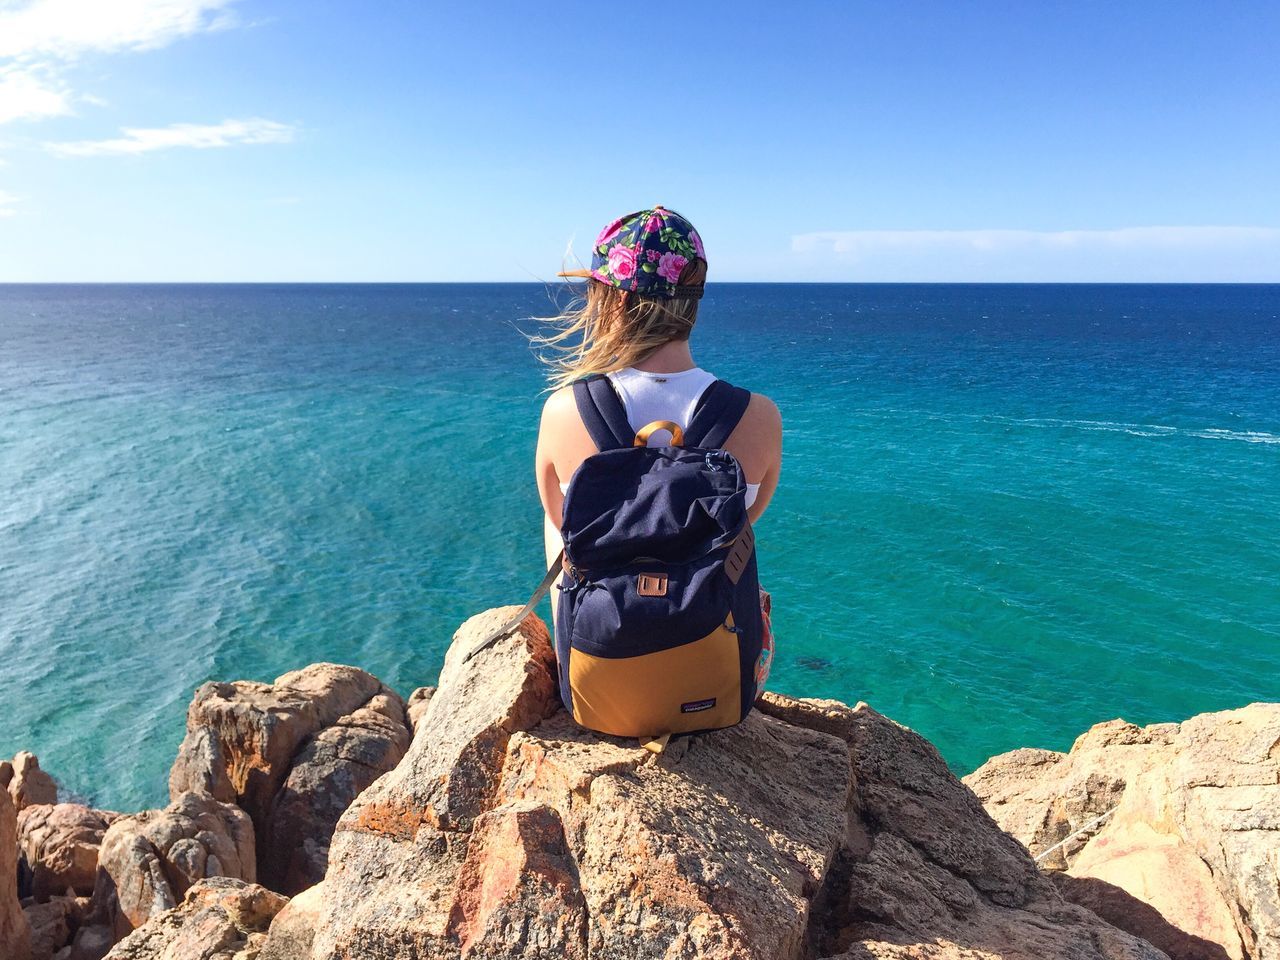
xmin=468 ymin=373 xmax=765 ymax=741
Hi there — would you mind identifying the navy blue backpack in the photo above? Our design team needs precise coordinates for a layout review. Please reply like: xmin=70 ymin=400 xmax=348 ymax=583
xmin=469 ymin=374 xmax=765 ymax=741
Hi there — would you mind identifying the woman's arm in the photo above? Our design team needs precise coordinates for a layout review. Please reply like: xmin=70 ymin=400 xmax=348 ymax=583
xmin=535 ymin=385 xmax=598 ymax=566
xmin=535 ymin=389 xmax=570 ymax=569
xmin=727 ymin=393 xmax=783 ymax=525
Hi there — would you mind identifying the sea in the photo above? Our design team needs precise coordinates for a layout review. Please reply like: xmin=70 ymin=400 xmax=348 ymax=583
xmin=2 ymin=283 xmax=1277 ymax=813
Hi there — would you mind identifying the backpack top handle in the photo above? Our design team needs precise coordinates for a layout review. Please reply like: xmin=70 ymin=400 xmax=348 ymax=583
xmin=633 ymin=421 xmax=684 ymax=447
xmin=573 ymin=373 xmax=752 ymax=452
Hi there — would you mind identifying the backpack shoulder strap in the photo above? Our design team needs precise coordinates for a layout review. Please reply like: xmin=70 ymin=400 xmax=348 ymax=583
xmin=462 ymin=548 xmax=564 ymax=664
xmin=572 ymin=374 xmax=633 ymax=451
xmin=684 ymin=379 xmax=752 ymax=450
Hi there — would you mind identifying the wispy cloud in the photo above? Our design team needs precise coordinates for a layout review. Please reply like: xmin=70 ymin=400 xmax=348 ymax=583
xmin=0 ymin=0 xmax=239 ymax=125
xmin=46 ymin=117 xmax=296 ymax=156
xmin=0 ymin=0 xmax=238 ymax=59
xmin=787 ymin=226 xmax=1280 ymax=282
xmin=793 ymin=226 xmax=1280 ymax=255
xmin=0 ymin=189 xmax=19 ymax=217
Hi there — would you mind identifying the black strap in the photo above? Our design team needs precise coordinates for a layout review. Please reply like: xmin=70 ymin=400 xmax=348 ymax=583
xmin=462 ymin=549 xmax=565 ymax=664
xmin=572 ymin=375 xmax=633 ymax=451
xmin=684 ymin=379 xmax=752 ymax=449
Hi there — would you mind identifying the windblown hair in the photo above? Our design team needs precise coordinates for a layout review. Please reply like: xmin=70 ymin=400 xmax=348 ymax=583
xmin=532 ymin=258 xmax=707 ymax=392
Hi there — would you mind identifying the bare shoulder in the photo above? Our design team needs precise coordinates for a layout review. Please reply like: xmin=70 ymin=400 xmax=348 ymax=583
xmin=540 ymin=384 xmax=578 ymax=428
xmin=743 ymin=391 xmax=781 ymax=433
xmin=723 ymin=390 xmax=781 ymax=482
xmin=538 ymin=383 xmax=596 ymax=474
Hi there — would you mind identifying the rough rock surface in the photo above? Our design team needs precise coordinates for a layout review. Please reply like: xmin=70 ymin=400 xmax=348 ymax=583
xmin=8 ymin=752 xmax=59 ymax=812
xmin=261 ymin=691 xmax=412 ymax=895
xmin=168 ymin=662 xmax=411 ymax=894
xmin=23 ymin=894 xmax=91 ymax=960
xmin=965 ymin=705 xmax=1280 ymax=960
xmin=18 ymin=804 xmax=119 ymax=901
xmin=98 ymin=792 xmax=255 ymax=933
xmin=406 ymin=686 xmax=436 ymax=731
xmin=3 ymin=784 xmax=33 ymax=960
xmin=24 ymin=899 xmax=71 ymax=960
xmin=65 ymin=920 xmax=116 ymax=960
xmin=102 ymin=876 xmax=287 ymax=960
xmin=261 ymin=607 xmax=1165 ymax=960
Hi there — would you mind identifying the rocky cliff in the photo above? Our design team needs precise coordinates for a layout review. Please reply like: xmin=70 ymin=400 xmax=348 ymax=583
xmin=2 ymin=607 xmax=1276 ymax=960
xmin=259 ymin=608 xmax=1160 ymax=960
xmin=965 ymin=706 xmax=1280 ymax=960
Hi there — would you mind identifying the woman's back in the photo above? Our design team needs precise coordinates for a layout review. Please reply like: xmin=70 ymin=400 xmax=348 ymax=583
xmin=606 ymin=366 xmax=718 ymax=442
xmin=539 ymin=341 xmax=778 ymax=495
xmin=554 ymin=363 xmax=767 ymax=511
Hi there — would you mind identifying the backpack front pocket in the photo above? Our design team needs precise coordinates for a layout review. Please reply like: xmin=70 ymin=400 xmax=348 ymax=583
xmin=567 ymin=614 xmax=744 ymax=738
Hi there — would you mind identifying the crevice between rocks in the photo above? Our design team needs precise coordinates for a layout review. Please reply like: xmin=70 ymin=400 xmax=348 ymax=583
xmin=800 ymin=834 xmax=858 ymax=960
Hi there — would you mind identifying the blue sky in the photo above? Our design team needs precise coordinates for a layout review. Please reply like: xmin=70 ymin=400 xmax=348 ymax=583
xmin=1 ymin=0 xmax=1277 ymax=281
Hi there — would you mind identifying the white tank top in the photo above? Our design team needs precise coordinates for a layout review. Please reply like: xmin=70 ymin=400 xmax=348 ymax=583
xmin=559 ymin=366 xmax=760 ymax=508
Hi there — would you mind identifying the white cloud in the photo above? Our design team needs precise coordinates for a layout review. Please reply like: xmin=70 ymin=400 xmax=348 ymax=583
xmin=0 ymin=0 xmax=240 ymax=126
xmin=0 ymin=189 xmax=19 ymax=217
xmin=0 ymin=0 xmax=238 ymax=59
xmin=46 ymin=117 xmax=296 ymax=156
xmin=0 ymin=64 xmax=71 ymax=123
xmin=786 ymin=226 xmax=1280 ymax=282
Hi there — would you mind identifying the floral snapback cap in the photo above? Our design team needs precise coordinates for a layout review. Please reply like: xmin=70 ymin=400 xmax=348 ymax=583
xmin=558 ymin=205 xmax=706 ymax=299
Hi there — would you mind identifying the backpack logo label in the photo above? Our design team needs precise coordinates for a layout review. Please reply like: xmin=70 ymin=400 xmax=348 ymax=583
xmin=637 ymin=573 xmax=668 ymax=597
xmin=681 ymin=698 xmax=717 ymax=713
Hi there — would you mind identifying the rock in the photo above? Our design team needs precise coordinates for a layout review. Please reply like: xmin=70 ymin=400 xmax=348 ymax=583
xmin=965 ymin=704 xmax=1280 ymax=960
xmin=98 ymin=792 xmax=255 ymax=933
xmin=102 ymin=876 xmax=287 ymax=960
xmin=1 ymin=760 xmax=13 ymax=790
xmin=261 ymin=607 xmax=1164 ymax=960
xmin=405 ymin=686 xmax=435 ymax=730
xmin=1051 ymin=873 xmax=1239 ymax=960
xmin=84 ymin=859 xmax=131 ymax=945
xmin=290 ymin=607 xmax=567 ymax=960
xmin=65 ymin=923 xmax=114 ymax=960
xmin=256 ymin=886 xmax=321 ymax=960
xmin=757 ymin=694 xmax=1164 ymax=960
xmin=2 ymin=785 xmax=33 ymax=960
xmin=23 ymin=894 xmax=91 ymax=960
xmin=25 ymin=899 xmax=72 ymax=960
xmin=18 ymin=804 xmax=119 ymax=901
xmin=262 ymin=692 xmax=412 ymax=895
xmin=168 ymin=662 xmax=410 ymax=894
xmin=9 ymin=752 xmax=59 ymax=812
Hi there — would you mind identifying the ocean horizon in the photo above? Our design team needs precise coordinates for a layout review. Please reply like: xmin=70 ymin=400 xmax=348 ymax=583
xmin=2 ymin=281 xmax=1277 ymax=813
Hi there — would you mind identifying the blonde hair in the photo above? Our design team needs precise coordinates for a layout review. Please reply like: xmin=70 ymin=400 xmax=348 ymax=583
xmin=532 ymin=258 xmax=707 ymax=392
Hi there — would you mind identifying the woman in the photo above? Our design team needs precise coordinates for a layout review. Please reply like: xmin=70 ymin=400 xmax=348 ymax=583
xmin=533 ymin=206 xmax=783 ymax=687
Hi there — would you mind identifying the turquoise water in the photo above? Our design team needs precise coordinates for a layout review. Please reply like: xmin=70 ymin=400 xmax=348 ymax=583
xmin=2 ymin=283 xmax=1277 ymax=812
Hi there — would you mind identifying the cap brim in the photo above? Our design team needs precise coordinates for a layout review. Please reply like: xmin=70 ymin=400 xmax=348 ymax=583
xmin=555 ymin=268 xmax=593 ymax=278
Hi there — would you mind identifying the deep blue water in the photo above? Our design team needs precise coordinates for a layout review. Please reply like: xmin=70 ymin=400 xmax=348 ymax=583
xmin=1 ymin=283 xmax=1277 ymax=812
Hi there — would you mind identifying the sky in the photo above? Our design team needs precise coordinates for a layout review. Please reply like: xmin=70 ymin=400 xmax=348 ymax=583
xmin=0 ymin=0 xmax=1278 ymax=282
